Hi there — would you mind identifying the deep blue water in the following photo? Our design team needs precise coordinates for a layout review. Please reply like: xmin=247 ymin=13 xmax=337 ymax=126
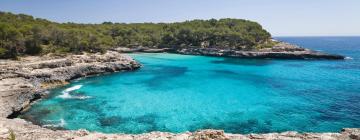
xmin=21 ymin=37 xmax=360 ymax=134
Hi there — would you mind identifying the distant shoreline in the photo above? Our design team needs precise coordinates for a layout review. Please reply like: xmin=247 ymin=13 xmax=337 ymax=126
xmin=112 ymin=41 xmax=345 ymax=60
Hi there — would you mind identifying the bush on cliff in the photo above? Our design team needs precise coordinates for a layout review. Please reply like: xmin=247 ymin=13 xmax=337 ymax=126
xmin=0 ymin=11 xmax=272 ymax=58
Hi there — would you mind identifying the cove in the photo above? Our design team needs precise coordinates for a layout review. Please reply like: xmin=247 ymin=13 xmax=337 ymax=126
xmin=20 ymin=37 xmax=360 ymax=134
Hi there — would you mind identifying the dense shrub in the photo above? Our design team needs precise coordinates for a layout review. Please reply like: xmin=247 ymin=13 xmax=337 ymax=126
xmin=0 ymin=11 xmax=272 ymax=58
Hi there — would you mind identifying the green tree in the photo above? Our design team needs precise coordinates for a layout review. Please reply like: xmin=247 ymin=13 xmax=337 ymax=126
xmin=0 ymin=23 xmax=22 ymax=58
xmin=0 ymin=11 xmax=272 ymax=58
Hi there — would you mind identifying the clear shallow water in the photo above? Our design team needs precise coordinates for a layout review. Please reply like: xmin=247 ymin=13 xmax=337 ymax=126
xmin=21 ymin=37 xmax=360 ymax=134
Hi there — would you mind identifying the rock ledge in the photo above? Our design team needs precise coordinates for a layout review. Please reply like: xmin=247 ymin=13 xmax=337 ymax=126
xmin=113 ymin=42 xmax=345 ymax=60
xmin=0 ymin=51 xmax=141 ymax=118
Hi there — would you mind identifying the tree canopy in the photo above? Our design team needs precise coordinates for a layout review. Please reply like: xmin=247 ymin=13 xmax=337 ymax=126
xmin=0 ymin=11 xmax=272 ymax=59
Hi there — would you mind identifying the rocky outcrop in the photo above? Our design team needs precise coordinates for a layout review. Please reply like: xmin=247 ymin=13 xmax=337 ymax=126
xmin=174 ymin=42 xmax=345 ymax=59
xmin=114 ymin=42 xmax=345 ymax=60
xmin=0 ymin=118 xmax=359 ymax=140
xmin=175 ymin=48 xmax=345 ymax=59
xmin=0 ymin=51 xmax=141 ymax=118
xmin=112 ymin=47 xmax=173 ymax=53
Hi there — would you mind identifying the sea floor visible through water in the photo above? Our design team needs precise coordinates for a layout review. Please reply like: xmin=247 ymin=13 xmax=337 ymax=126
xmin=20 ymin=37 xmax=360 ymax=134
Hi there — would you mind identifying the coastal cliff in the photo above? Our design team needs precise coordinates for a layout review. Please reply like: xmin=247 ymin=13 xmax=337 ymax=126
xmin=0 ymin=51 xmax=140 ymax=118
xmin=113 ymin=41 xmax=345 ymax=59
xmin=0 ymin=51 xmax=358 ymax=140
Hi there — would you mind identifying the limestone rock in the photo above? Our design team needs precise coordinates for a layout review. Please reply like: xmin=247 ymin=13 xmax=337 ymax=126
xmin=113 ymin=42 xmax=345 ymax=60
xmin=0 ymin=51 xmax=141 ymax=118
xmin=0 ymin=118 xmax=358 ymax=140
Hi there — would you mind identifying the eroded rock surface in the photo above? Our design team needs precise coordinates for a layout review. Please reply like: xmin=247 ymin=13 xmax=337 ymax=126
xmin=113 ymin=42 xmax=345 ymax=60
xmin=0 ymin=118 xmax=359 ymax=140
xmin=174 ymin=42 xmax=345 ymax=59
xmin=0 ymin=51 xmax=141 ymax=118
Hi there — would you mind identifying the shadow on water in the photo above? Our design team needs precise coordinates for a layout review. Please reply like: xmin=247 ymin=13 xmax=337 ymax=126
xmin=211 ymin=69 xmax=289 ymax=89
xmin=319 ymin=63 xmax=360 ymax=70
xmin=269 ymin=88 xmax=360 ymax=131
xmin=133 ymin=54 xmax=178 ymax=62
xmin=141 ymin=65 xmax=188 ymax=88
xmin=20 ymin=108 xmax=52 ymax=126
xmin=315 ymin=93 xmax=360 ymax=124
xmin=188 ymin=118 xmax=274 ymax=134
xmin=283 ymin=63 xmax=305 ymax=68
xmin=97 ymin=113 xmax=163 ymax=133
xmin=73 ymin=110 xmax=272 ymax=134
xmin=69 ymin=100 xmax=107 ymax=115
xmin=211 ymin=69 xmax=316 ymax=90
xmin=99 ymin=116 xmax=126 ymax=127
xmin=211 ymin=58 xmax=272 ymax=66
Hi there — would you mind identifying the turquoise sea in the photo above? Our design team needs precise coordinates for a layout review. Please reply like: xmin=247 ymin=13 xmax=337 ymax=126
xmin=21 ymin=37 xmax=360 ymax=134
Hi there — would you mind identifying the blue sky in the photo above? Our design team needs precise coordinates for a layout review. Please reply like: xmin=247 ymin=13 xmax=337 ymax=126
xmin=0 ymin=0 xmax=359 ymax=36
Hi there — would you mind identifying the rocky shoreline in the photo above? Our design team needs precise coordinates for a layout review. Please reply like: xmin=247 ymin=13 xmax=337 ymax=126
xmin=0 ymin=51 xmax=141 ymax=118
xmin=0 ymin=118 xmax=359 ymax=140
xmin=113 ymin=42 xmax=345 ymax=60
xmin=0 ymin=51 xmax=358 ymax=140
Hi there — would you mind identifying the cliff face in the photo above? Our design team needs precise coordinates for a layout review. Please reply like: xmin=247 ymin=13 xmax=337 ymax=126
xmin=0 ymin=51 xmax=141 ymax=118
xmin=113 ymin=42 xmax=345 ymax=60
xmin=174 ymin=42 xmax=345 ymax=59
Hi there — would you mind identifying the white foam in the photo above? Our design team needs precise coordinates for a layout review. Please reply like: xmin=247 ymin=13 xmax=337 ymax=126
xmin=64 ymin=85 xmax=82 ymax=92
xmin=58 ymin=92 xmax=71 ymax=99
xmin=43 ymin=119 xmax=66 ymax=128
xmin=345 ymin=57 xmax=353 ymax=60
xmin=75 ymin=95 xmax=92 ymax=100
xmin=58 ymin=85 xmax=90 ymax=99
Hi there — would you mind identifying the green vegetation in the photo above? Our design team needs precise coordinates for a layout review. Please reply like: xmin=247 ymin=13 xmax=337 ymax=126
xmin=8 ymin=129 xmax=16 ymax=140
xmin=0 ymin=11 xmax=272 ymax=59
